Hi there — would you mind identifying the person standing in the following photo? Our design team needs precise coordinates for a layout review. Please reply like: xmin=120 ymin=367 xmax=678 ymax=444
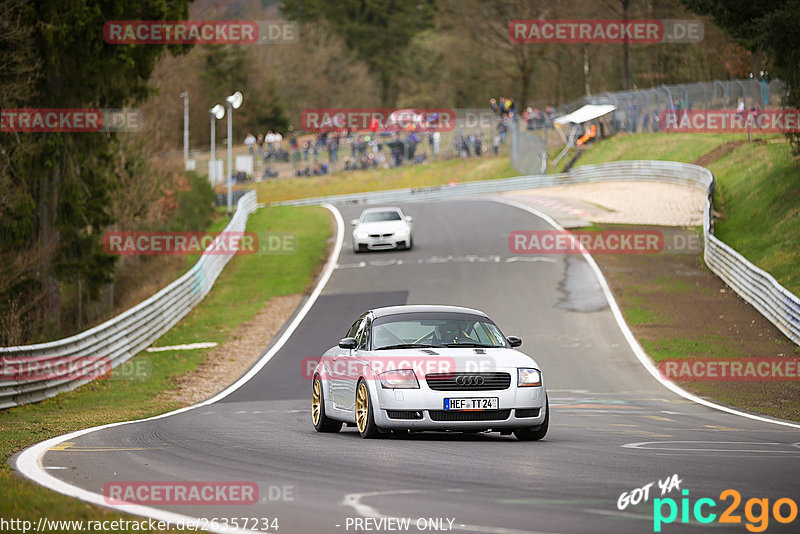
xmin=244 ymin=133 xmax=256 ymax=154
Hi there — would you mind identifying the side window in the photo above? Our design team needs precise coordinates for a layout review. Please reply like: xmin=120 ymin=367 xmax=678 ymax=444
xmin=346 ymin=317 xmax=362 ymax=338
xmin=355 ymin=317 xmax=371 ymax=350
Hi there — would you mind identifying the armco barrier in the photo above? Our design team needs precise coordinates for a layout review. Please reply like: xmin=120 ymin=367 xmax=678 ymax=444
xmin=0 ymin=191 xmax=258 ymax=409
xmin=273 ymin=161 xmax=799 ymax=346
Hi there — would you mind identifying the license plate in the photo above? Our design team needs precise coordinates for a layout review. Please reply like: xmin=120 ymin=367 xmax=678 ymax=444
xmin=443 ymin=397 xmax=498 ymax=411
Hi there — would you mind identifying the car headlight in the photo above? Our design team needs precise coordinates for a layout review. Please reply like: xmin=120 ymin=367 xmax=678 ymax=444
xmin=518 ymin=368 xmax=542 ymax=387
xmin=378 ymin=369 xmax=419 ymax=389
xmin=355 ymin=230 xmax=369 ymax=239
xmin=395 ymin=227 xmax=409 ymax=237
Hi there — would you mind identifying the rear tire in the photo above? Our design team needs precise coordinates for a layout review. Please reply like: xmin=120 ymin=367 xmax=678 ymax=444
xmin=312 ymin=376 xmax=342 ymax=433
xmin=355 ymin=379 xmax=381 ymax=438
xmin=514 ymin=395 xmax=548 ymax=441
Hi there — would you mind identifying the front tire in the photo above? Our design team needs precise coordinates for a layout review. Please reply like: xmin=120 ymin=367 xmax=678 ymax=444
xmin=514 ymin=395 xmax=548 ymax=441
xmin=355 ymin=379 xmax=381 ymax=438
xmin=312 ymin=376 xmax=342 ymax=432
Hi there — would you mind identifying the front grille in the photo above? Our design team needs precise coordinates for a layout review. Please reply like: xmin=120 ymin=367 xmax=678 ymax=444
xmin=426 ymin=372 xmax=511 ymax=391
xmin=386 ymin=410 xmax=423 ymax=420
xmin=369 ymin=233 xmax=394 ymax=238
xmin=429 ymin=410 xmax=511 ymax=422
xmin=515 ymin=408 xmax=540 ymax=418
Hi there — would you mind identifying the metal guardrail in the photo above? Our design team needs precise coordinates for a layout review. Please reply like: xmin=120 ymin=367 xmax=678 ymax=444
xmin=0 ymin=191 xmax=259 ymax=409
xmin=272 ymin=161 xmax=800 ymax=346
xmin=3 ymin=161 xmax=796 ymax=410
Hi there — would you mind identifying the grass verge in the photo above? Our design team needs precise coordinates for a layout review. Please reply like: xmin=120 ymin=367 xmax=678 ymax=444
xmin=565 ymin=132 xmax=751 ymax=167
xmin=246 ymin=154 xmax=516 ymax=203
xmin=0 ymin=205 xmax=332 ymax=532
xmin=569 ymin=133 xmax=799 ymax=419
xmin=592 ymin=221 xmax=800 ymax=421
xmin=569 ymin=132 xmax=799 ymax=295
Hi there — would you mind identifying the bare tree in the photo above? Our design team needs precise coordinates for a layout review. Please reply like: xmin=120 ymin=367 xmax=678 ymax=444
xmin=441 ymin=0 xmax=556 ymax=108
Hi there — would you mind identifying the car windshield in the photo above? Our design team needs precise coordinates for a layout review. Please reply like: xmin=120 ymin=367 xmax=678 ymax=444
xmin=361 ymin=211 xmax=402 ymax=223
xmin=371 ymin=312 xmax=507 ymax=350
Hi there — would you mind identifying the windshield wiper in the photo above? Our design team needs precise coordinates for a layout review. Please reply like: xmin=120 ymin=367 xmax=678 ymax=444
xmin=441 ymin=343 xmax=497 ymax=348
xmin=375 ymin=343 xmax=441 ymax=350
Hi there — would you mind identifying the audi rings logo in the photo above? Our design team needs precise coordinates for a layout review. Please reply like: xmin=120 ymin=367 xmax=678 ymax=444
xmin=455 ymin=375 xmax=485 ymax=386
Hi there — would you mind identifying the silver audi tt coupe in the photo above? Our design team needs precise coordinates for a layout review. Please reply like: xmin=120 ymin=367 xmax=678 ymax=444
xmin=311 ymin=305 xmax=548 ymax=440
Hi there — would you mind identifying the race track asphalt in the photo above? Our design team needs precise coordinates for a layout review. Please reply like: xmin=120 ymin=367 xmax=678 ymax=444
xmin=29 ymin=199 xmax=800 ymax=534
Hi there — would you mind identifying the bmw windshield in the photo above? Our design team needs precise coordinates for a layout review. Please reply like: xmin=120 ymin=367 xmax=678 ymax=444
xmin=361 ymin=210 xmax=402 ymax=223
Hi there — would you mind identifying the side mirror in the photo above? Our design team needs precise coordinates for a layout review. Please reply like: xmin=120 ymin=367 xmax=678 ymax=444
xmin=350 ymin=219 xmax=359 ymax=226
xmin=338 ymin=337 xmax=357 ymax=349
xmin=405 ymin=216 xmax=414 ymax=223
xmin=507 ymin=336 xmax=522 ymax=348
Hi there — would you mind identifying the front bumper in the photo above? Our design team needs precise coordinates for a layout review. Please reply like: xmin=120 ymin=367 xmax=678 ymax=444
xmin=370 ymin=381 xmax=546 ymax=430
xmin=354 ymin=235 xmax=409 ymax=251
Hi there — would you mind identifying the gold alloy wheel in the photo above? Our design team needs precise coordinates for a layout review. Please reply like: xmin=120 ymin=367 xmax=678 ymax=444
xmin=356 ymin=382 xmax=369 ymax=433
xmin=312 ymin=378 xmax=322 ymax=426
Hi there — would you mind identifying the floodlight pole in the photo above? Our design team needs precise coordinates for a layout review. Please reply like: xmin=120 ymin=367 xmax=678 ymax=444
xmin=181 ymin=91 xmax=189 ymax=168
xmin=210 ymin=110 xmax=217 ymax=185
xmin=227 ymin=106 xmax=232 ymax=215
xmin=225 ymin=92 xmax=242 ymax=216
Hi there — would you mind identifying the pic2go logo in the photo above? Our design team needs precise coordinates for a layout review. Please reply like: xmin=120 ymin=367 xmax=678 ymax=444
xmin=653 ymin=489 xmax=799 ymax=532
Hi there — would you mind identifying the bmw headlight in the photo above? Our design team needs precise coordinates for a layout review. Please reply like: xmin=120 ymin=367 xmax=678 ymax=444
xmin=517 ymin=368 xmax=542 ymax=387
xmin=378 ymin=369 xmax=419 ymax=389
xmin=395 ymin=227 xmax=409 ymax=237
xmin=355 ymin=230 xmax=369 ymax=239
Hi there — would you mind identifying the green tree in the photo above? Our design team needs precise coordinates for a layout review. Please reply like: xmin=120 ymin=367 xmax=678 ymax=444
xmin=681 ymin=0 xmax=800 ymax=154
xmin=201 ymin=46 xmax=288 ymax=139
xmin=281 ymin=0 xmax=437 ymax=107
xmin=0 ymin=0 xmax=191 ymax=342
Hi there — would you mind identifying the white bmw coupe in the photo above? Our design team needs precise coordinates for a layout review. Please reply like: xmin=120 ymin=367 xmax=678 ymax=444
xmin=311 ymin=305 xmax=548 ymax=440
xmin=351 ymin=207 xmax=413 ymax=252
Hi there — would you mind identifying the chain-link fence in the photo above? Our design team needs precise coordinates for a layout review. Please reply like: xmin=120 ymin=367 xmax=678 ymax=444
xmin=510 ymin=126 xmax=548 ymax=175
xmin=558 ymin=78 xmax=785 ymax=135
xmin=509 ymin=78 xmax=787 ymax=174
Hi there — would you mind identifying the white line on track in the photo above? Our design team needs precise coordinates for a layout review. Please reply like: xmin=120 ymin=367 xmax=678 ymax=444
xmin=622 ymin=440 xmax=800 ymax=453
xmin=336 ymin=255 xmax=556 ymax=269
xmin=145 ymin=342 xmax=218 ymax=352
xmin=492 ymin=196 xmax=800 ymax=430
xmin=15 ymin=203 xmax=346 ymax=534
